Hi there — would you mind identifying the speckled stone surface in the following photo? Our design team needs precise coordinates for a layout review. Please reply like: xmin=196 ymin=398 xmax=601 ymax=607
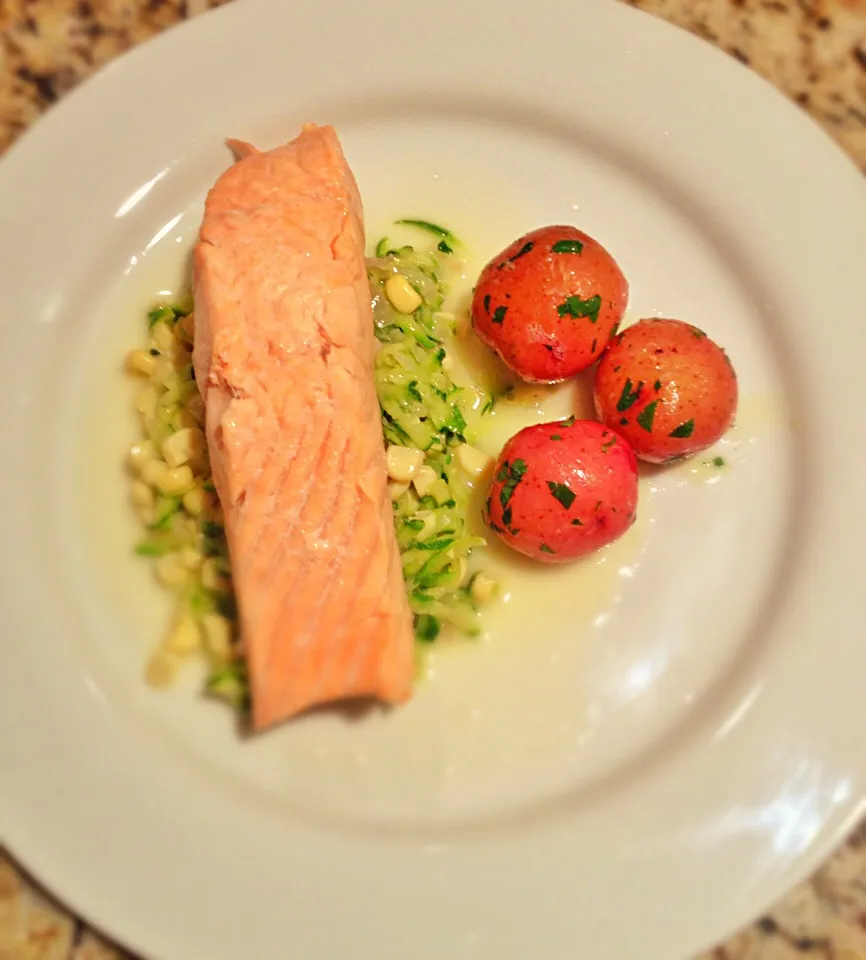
xmin=1 ymin=1 xmax=865 ymax=958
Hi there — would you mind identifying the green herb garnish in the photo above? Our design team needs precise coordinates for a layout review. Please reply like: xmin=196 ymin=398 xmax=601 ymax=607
xmin=492 ymin=306 xmax=508 ymax=325
xmin=546 ymin=481 xmax=576 ymax=509
xmin=551 ymin=239 xmax=584 ymax=254
xmin=616 ymin=379 xmax=643 ymax=412
xmin=557 ymin=294 xmax=602 ymax=323
xmin=668 ymin=419 xmax=695 ymax=438
xmin=636 ymin=400 xmax=659 ymax=433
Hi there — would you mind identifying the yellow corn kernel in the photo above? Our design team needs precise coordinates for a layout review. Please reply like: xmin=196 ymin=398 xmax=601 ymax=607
xmin=201 ymin=557 xmax=229 ymax=592
xmin=130 ymin=479 xmax=154 ymax=508
xmin=145 ymin=649 xmax=181 ymax=689
xmin=135 ymin=385 xmax=158 ymax=419
xmin=202 ymin=613 xmax=232 ymax=662
xmin=140 ymin=459 xmax=169 ymax=490
xmin=161 ymin=427 xmax=205 ymax=469
xmin=470 ymin=573 xmax=497 ymax=605
xmin=127 ymin=440 xmax=156 ymax=472
xmin=457 ymin=443 xmax=493 ymax=478
xmin=412 ymin=464 xmax=438 ymax=498
xmin=156 ymin=465 xmax=194 ymax=497
xmin=125 ymin=348 xmax=156 ymax=377
xmin=386 ymin=444 xmax=424 ymax=483
xmin=182 ymin=486 xmax=205 ymax=517
xmin=385 ymin=274 xmax=423 ymax=314
xmin=155 ymin=553 xmax=188 ymax=589
xmin=151 ymin=321 xmax=175 ymax=352
xmin=164 ymin=613 xmax=201 ymax=655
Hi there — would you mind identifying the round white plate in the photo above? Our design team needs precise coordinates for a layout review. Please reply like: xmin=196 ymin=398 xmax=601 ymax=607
xmin=3 ymin=0 xmax=866 ymax=957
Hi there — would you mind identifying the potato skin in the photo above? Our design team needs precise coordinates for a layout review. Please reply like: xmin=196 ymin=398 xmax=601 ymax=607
xmin=471 ymin=225 xmax=628 ymax=383
xmin=594 ymin=318 xmax=738 ymax=463
xmin=483 ymin=419 xmax=639 ymax=563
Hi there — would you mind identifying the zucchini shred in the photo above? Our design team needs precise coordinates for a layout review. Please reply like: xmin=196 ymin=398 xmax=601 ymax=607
xmin=124 ymin=227 xmax=495 ymax=710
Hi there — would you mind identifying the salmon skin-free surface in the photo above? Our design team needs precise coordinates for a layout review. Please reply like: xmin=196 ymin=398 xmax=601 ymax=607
xmin=193 ymin=124 xmax=414 ymax=730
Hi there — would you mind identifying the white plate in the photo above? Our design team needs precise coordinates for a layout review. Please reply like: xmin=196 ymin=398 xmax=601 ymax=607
xmin=2 ymin=0 xmax=866 ymax=957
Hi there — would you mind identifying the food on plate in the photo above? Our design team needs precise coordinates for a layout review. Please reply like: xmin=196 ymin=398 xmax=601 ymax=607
xmin=191 ymin=124 xmax=415 ymax=729
xmin=470 ymin=225 xmax=628 ymax=383
xmin=125 ymin=127 xmax=496 ymax=719
xmin=368 ymin=247 xmax=493 ymax=641
xmin=123 ymin=121 xmax=740 ymax=717
xmin=483 ymin=419 xmax=638 ymax=562
xmin=594 ymin=318 xmax=738 ymax=463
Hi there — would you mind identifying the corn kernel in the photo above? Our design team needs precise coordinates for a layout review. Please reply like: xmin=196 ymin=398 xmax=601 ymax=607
xmin=140 ymin=459 xmax=169 ymax=489
xmin=182 ymin=486 xmax=205 ymax=517
xmin=457 ymin=443 xmax=493 ymax=478
xmin=127 ymin=440 xmax=156 ymax=472
xmin=386 ymin=444 xmax=424 ymax=483
xmin=152 ymin=321 xmax=175 ymax=351
xmin=161 ymin=427 xmax=205 ymax=469
xmin=202 ymin=613 xmax=232 ymax=661
xmin=412 ymin=465 xmax=438 ymax=498
xmin=156 ymin=465 xmax=194 ymax=496
xmin=125 ymin=348 xmax=156 ymax=377
xmin=470 ymin=573 xmax=497 ymax=605
xmin=385 ymin=274 xmax=423 ymax=314
xmin=131 ymin=479 xmax=154 ymax=508
xmin=135 ymin=385 xmax=158 ymax=419
xmin=144 ymin=649 xmax=181 ymax=688
xmin=155 ymin=553 xmax=188 ymax=589
xmin=165 ymin=613 xmax=201 ymax=655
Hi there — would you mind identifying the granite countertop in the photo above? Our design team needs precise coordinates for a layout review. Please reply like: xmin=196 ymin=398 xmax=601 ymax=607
xmin=1 ymin=1 xmax=865 ymax=958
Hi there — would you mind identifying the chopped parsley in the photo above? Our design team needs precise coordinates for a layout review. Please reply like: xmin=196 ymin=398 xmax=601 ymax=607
xmin=691 ymin=327 xmax=707 ymax=339
xmin=668 ymin=419 xmax=695 ymax=438
xmin=551 ymin=239 xmax=584 ymax=254
xmin=550 ymin=434 xmax=563 ymax=441
xmin=437 ymin=240 xmax=453 ymax=254
xmin=616 ymin=378 xmax=643 ymax=412
xmin=509 ymin=241 xmax=534 ymax=261
xmin=498 ymin=458 xmax=528 ymax=512
xmin=601 ymin=436 xmax=617 ymax=452
xmin=557 ymin=293 xmax=602 ymax=323
xmin=546 ymin=481 xmax=576 ymax=509
xmin=653 ymin=380 xmax=662 ymax=391
xmin=483 ymin=294 xmax=491 ymax=314
xmin=571 ymin=518 xmax=584 ymax=526
xmin=636 ymin=400 xmax=659 ymax=433
xmin=492 ymin=305 xmax=508 ymax=325
xmin=539 ymin=543 xmax=556 ymax=554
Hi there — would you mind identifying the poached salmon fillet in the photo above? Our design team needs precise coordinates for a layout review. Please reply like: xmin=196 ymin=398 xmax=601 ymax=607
xmin=193 ymin=124 xmax=414 ymax=730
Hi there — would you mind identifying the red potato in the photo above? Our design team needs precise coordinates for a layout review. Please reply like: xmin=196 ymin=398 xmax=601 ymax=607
xmin=594 ymin=318 xmax=738 ymax=463
xmin=483 ymin=419 xmax=639 ymax=563
xmin=471 ymin=225 xmax=629 ymax=383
